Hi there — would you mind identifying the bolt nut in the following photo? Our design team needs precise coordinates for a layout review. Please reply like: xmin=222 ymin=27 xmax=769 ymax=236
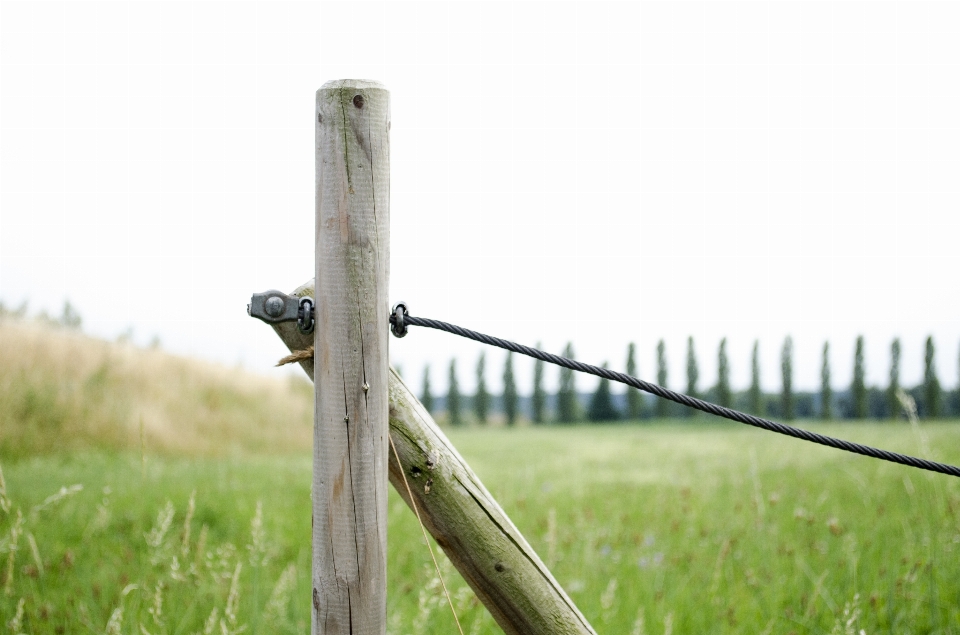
xmin=264 ymin=296 xmax=284 ymax=318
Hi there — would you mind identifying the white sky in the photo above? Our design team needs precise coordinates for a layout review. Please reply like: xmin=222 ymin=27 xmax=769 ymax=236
xmin=1 ymin=1 xmax=959 ymax=398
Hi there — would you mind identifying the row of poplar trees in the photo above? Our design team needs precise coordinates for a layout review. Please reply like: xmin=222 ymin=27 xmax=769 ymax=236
xmin=419 ymin=336 xmax=958 ymax=424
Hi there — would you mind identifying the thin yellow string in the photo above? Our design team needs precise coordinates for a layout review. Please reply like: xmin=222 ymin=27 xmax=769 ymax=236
xmin=389 ymin=435 xmax=464 ymax=635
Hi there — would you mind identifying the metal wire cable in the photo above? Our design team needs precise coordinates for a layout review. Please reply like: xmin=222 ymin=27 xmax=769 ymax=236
xmin=391 ymin=313 xmax=960 ymax=479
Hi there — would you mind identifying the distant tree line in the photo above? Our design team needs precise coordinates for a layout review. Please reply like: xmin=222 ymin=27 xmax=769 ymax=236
xmin=420 ymin=336 xmax=960 ymax=424
xmin=0 ymin=299 xmax=82 ymax=329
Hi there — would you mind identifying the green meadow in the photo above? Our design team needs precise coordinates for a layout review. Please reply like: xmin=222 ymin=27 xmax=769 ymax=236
xmin=4 ymin=424 xmax=960 ymax=634
xmin=2 ymin=320 xmax=959 ymax=633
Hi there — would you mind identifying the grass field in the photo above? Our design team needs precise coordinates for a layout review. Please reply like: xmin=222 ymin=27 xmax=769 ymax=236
xmin=3 ymin=423 xmax=959 ymax=634
xmin=2 ymin=319 xmax=959 ymax=633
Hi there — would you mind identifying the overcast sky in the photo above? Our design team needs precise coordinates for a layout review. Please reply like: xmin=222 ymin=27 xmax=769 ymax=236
xmin=1 ymin=1 xmax=959 ymax=398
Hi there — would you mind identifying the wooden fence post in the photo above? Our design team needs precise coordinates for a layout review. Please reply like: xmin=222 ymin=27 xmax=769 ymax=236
xmin=269 ymin=279 xmax=597 ymax=635
xmin=314 ymin=80 xmax=390 ymax=633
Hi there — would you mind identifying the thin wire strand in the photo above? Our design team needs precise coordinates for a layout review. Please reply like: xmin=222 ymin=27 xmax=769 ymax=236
xmin=393 ymin=314 xmax=960 ymax=479
xmin=389 ymin=435 xmax=465 ymax=635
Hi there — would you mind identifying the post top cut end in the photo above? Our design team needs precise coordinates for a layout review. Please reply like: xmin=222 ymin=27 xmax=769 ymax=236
xmin=318 ymin=79 xmax=387 ymax=93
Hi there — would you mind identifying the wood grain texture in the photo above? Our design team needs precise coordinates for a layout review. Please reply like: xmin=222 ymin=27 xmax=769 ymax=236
xmin=273 ymin=280 xmax=596 ymax=635
xmin=314 ymin=80 xmax=390 ymax=634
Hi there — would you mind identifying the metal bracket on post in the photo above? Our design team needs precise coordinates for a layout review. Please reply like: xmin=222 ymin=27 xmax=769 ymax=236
xmin=248 ymin=290 xmax=315 ymax=334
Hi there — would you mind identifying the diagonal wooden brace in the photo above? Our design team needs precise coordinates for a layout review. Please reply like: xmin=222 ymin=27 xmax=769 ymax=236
xmin=262 ymin=279 xmax=596 ymax=635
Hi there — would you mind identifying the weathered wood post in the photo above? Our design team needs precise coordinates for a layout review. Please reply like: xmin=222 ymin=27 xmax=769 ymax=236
xmin=268 ymin=280 xmax=597 ymax=635
xmin=314 ymin=80 xmax=389 ymax=633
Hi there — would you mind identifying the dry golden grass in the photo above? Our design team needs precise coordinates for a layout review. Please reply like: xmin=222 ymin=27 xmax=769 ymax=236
xmin=0 ymin=318 xmax=313 ymax=457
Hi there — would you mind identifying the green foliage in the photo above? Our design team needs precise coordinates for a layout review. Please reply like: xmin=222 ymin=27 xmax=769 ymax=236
xmin=531 ymin=344 xmax=546 ymax=425
xmin=685 ymin=337 xmax=699 ymax=411
xmin=59 ymin=301 xmax=82 ymax=330
xmin=924 ymin=335 xmax=942 ymax=419
xmin=447 ymin=359 xmax=462 ymax=426
xmin=556 ymin=343 xmax=579 ymax=424
xmin=781 ymin=336 xmax=794 ymax=421
xmin=588 ymin=363 xmax=619 ymax=422
xmin=851 ymin=336 xmax=866 ymax=419
xmin=820 ymin=342 xmax=832 ymax=420
xmin=625 ymin=343 xmax=643 ymax=420
xmin=715 ymin=338 xmax=731 ymax=408
xmin=0 ymin=299 xmax=28 ymax=319
xmin=6 ymin=422 xmax=960 ymax=634
xmin=502 ymin=352 xmax=518 ymax=426
xmin=888 ymin=338 xmax=901 ymax=420
xmin=749 ymin=341 xmax=763 ymax=416
xmin=0 ymin=455 xmax=314 ymax=635
xmin=655 ymin=340 xmax=669 ymax=419
xmin=474 ymin=353 xmax=488 ymax=425
xmin=421 ymin=366 xmax=434 ymax=414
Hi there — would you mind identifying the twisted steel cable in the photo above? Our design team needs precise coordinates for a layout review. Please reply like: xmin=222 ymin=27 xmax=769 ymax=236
xmin=391 ymin=313 xmax=960 ymax=479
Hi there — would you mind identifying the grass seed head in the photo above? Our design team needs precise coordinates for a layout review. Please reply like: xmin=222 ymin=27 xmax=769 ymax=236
xmin=105 ymin=606 xmax=124 ymax=635
xmin=263 ymin=563 xmax=297 ymax=629
xmin=0 ymin=464 xmax=10 ymax=514
xmin=181 ymin=490 xmax=196 ymax=557
xmin=7 ymin=597 xmax=25 ymax=634
xmin=247 ymin=501 xmax=268 ymax=567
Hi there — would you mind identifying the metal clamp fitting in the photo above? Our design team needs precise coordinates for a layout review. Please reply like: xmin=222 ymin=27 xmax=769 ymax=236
xmin=248 ymin=290 xmax=315 ymax=335
xmin=298 ymin=297 xmax=315 ymax=334
xmin=390 ymin=301 xmax=409 ymax=338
